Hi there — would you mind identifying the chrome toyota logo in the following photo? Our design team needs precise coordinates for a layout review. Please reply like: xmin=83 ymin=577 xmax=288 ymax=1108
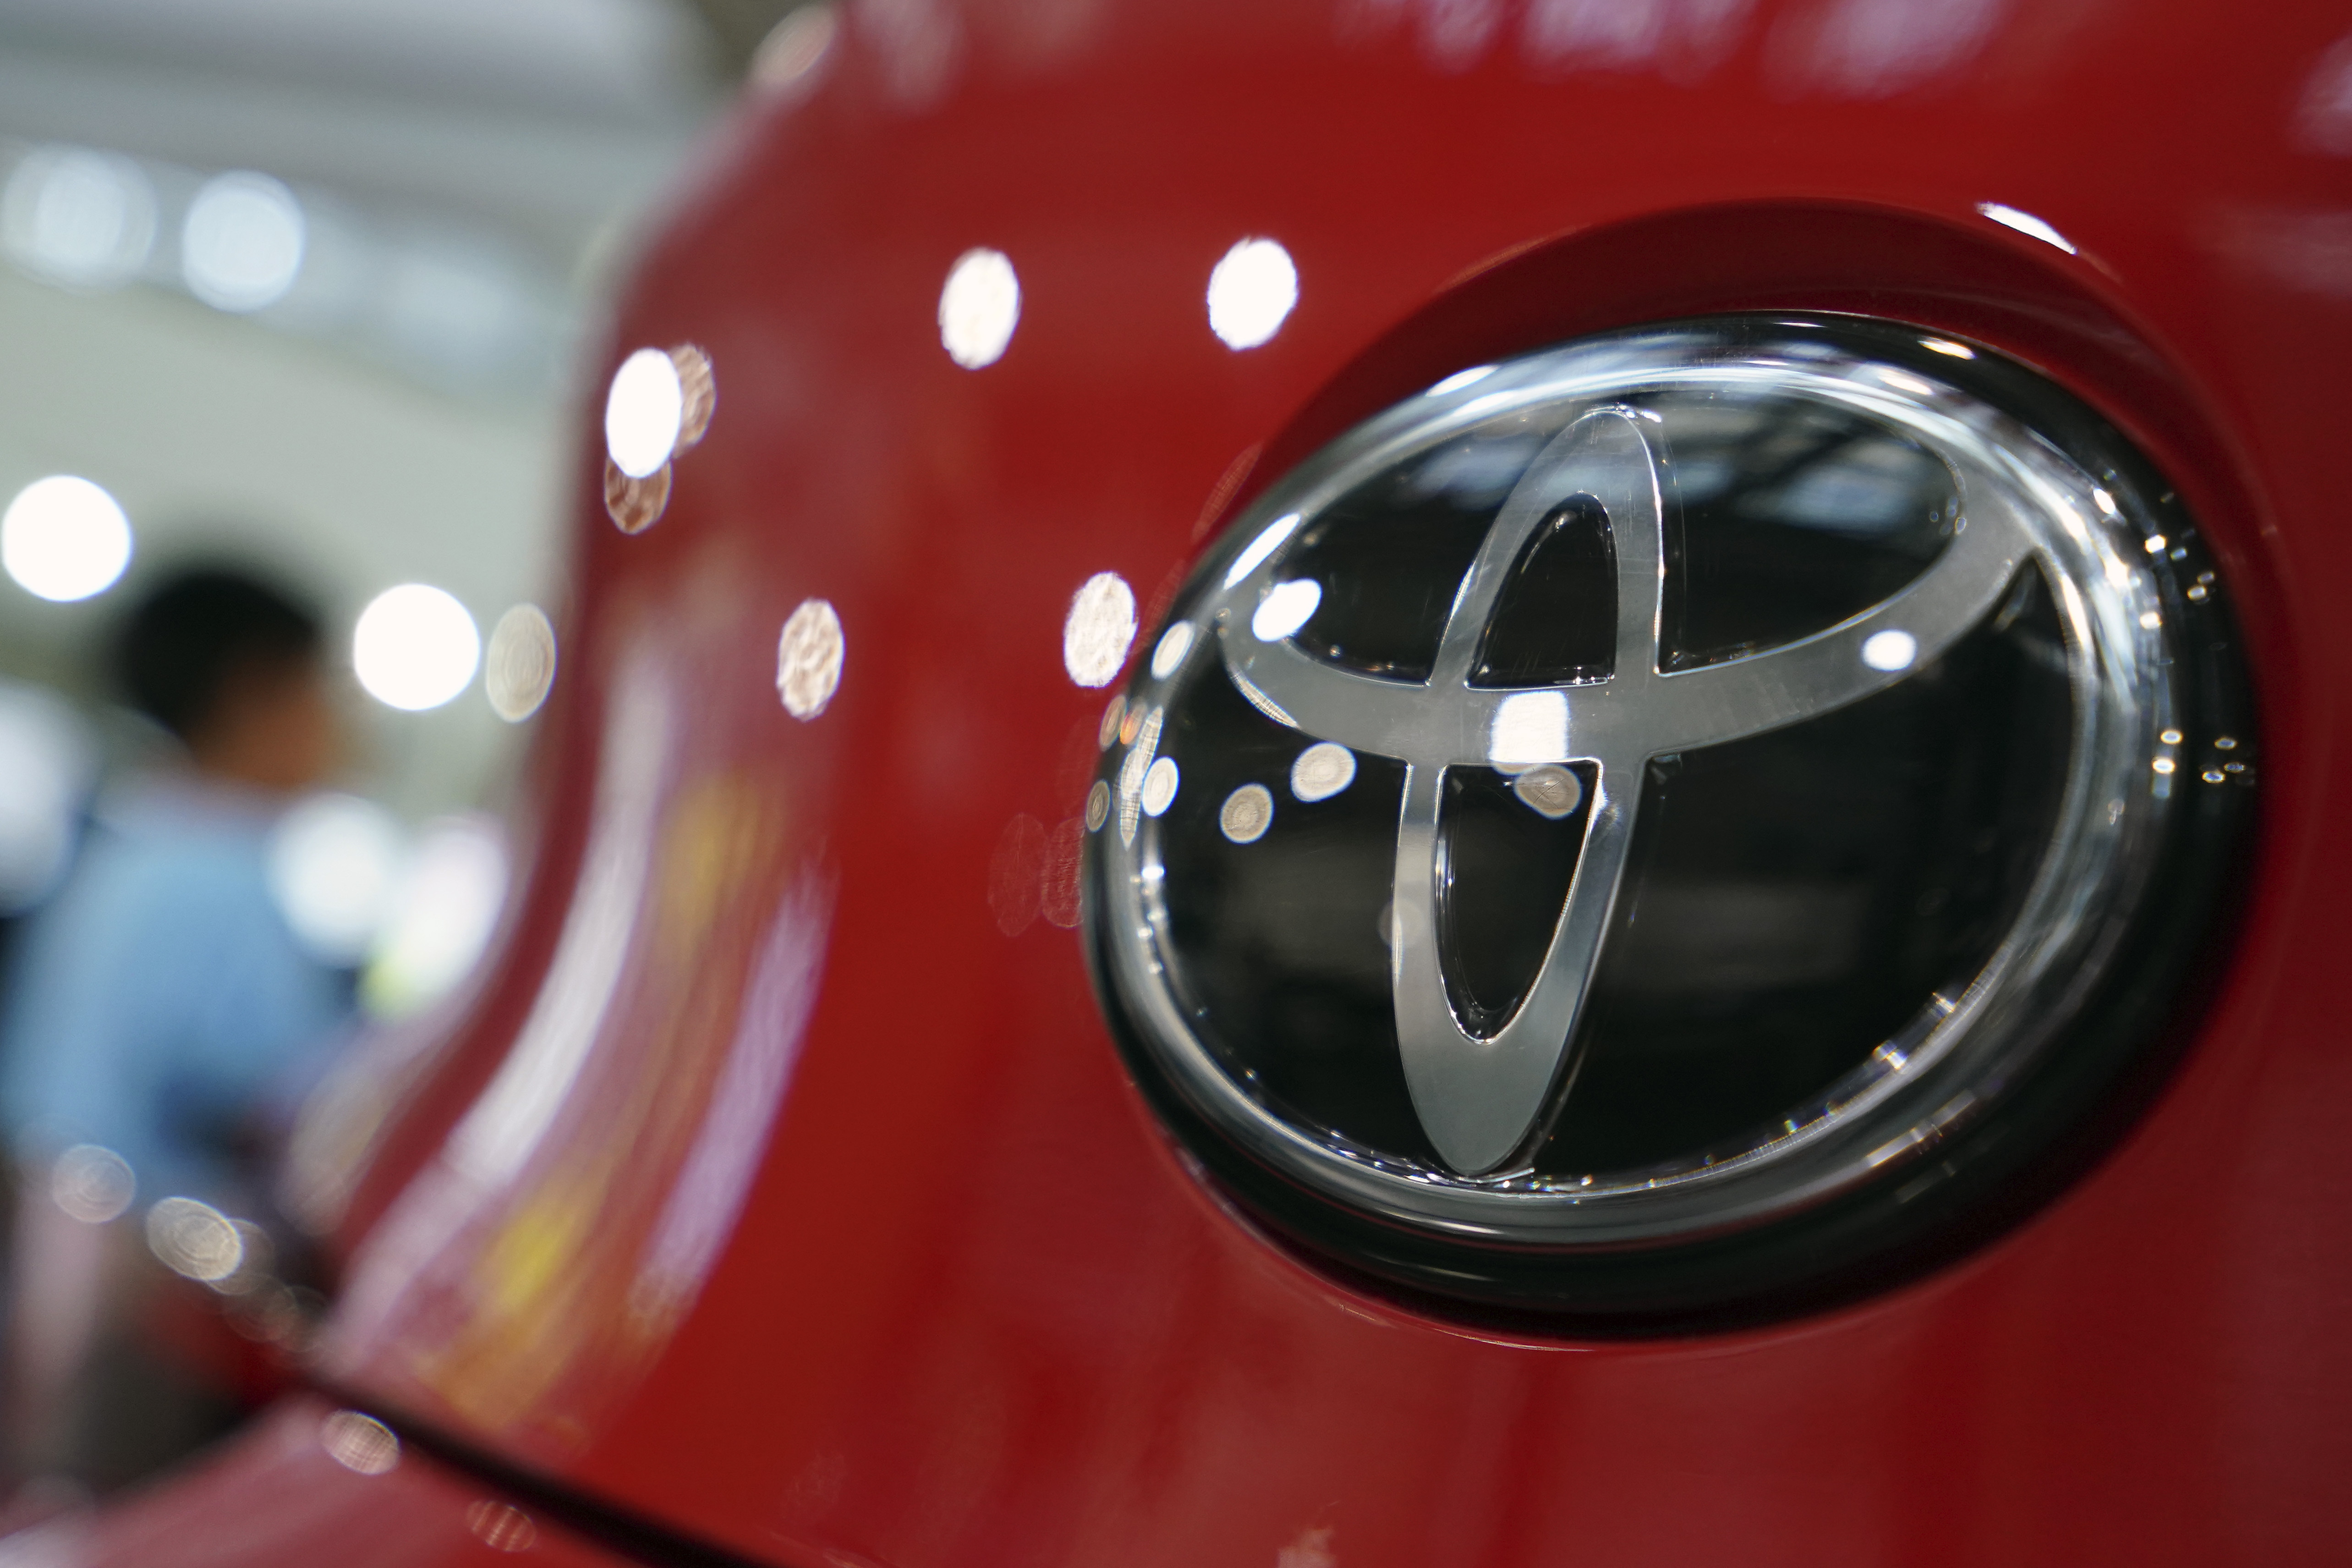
xmin=1086 ymin=317 xmax=2251 ymax=1315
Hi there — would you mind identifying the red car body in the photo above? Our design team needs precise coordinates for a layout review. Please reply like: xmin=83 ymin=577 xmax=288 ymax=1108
xmin=62 ymin=1 xmax=2352 ymax=1563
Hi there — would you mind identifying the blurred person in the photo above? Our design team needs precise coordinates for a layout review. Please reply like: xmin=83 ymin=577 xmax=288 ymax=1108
xmin=0 ymin=567 xmax=350 ymax=1507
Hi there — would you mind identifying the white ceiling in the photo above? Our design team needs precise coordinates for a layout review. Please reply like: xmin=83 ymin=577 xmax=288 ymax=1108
xmin=0 ymin=0 xmax=731 ymax=817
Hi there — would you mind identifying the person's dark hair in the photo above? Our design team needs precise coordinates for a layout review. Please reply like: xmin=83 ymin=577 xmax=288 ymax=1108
xmin=113 ymin=567 xmax=324 ymax=740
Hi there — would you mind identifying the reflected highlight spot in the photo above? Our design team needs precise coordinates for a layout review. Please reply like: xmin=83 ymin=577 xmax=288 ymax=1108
xmin=51 ymin=1144 xmax=134 ymax=1224
xmin=1141 ymin=756 xmax=1180 ymax=817
xmin=939 ymin=247 xmax=1020 ymax=369
xmin=1042 ymin=816 xmax=1084 ymax=928
xmin=2 ymin=475 xmax=132 ymax=602
xmin=671 ymin=343 xmax=718 ymax=451
xmin=1512 ymin=764 xmax=1583 ymax=819
xmin=1223 ymin=513 xmax=1300 ymax=587
xmin=353 ymin=584 xmax=481 ymax=711
xmin=989 ymin=813 xmax=1045 ymax=935
xmin=1151 ymin=621 xmax=1195 ymax=680
xmin=1290 ymin=741 xmax=1356 ymax=802
xmin=751 ymin=4 xmax=839 ymax=93
xmin=441 ymin=656 xmax=669 ymax=1199
xmin=1097 ymin=693 xmax=1126 ymax=749
xmin=1429 ymin=365 xmax=1496 ymax=396
xmin=147 ymin=1197 xmax=242 ymax=1282
xmin=485 ymin=603 xmax=558 ymax=722
xmin=1862 ymin=628 xmax=1918 ymax=671
xmin=606 ymin=348 xmax=685 ymax=478
xmin=1921 ymin=338 xmax=1975 ymax=359
xmin=1489 ymin=690 xmax=1568 ymax=767
xmin=1064 ymin=571 xmax=1136 ymax=687
xmin=1207 ymin=237 xmax=1298 ymax=350
xmin=1978 ymin=202 xmax=2077 ymax=256
xmin=777 ymin=598 xmax=844 ymax=719
xmin=466 ymin=1502 xmax=537 ymax=1554
xmin=320 ymin=1410 xmax=400 ymax=1476
xmin=1085 ymin=779 xmax=1111 ymax=832
xmin=182 ymin=171 xmax=303 ymax=312
xmin=1251 ymin=579 xmax=1321 ymax=641
xmin=604 ymin=459 xmax=671 ymax=534
xmin=1117 ymin=706 xmax=1162 ymax=847
xmin=632 ymin=874 xmax=832 ymax=1329
xmin=1220 ymin=783 xmax=1273 ymax=844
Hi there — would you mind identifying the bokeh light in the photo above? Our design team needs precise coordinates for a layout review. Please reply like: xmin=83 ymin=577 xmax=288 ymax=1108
xmin=319 ymin=1411 xmax=400 ymax=1477
xmin=146 ymin=1195 xmax=243 ymax=1282
xmin=353 ymin=583 xmax=481 ymax=711
xmin=1062 ymin=571 xmax=1136 ymax=687
xmin=776 ymin=598 xmax=844 ymax=719
xmin=182 ymin=171 xmax=306 ymax=312
xmin=484 ymin=602 xmax=557 ymax=722
xmin=1207 ymin=237 xmax=1298 ymax=350
xmin=268 ymin=792 xmax=406 ymax=966
xmin=2 ymin=475 xmax=133 ymax=602
xmin=0 ymin=683 xmax=93 ymax=912
xmin=605 ymin=347 xmax=684 ymax=479
xmin=362 ymin=815 xmax=509 ymax=1018
xmin=0 ymin=144 xmax=157 ymax=289
xmin=938 ymin=247 xmax=1020 ymax=369
xmin=50 ymin=1144 xmax=136 ymax=1224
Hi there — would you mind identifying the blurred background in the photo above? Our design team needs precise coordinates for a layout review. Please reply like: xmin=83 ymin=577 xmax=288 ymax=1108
xmin=0 ymin=0 xmax=810 ymax=1006
xmin=0 ymin=0 xmax=809 ymax=1509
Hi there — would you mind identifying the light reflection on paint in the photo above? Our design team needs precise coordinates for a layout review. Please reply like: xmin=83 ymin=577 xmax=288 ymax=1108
xmin=938 ymin=248 xmax=1020 ymax=369
xmin=485 ymin=603 xmax=558 ymax=722
xmin=606 ymin=347 xmax=685 ymax=478
xmin=466 ymin=1501 xmax=537 ymax=1554
xmin=630 ymin=874 xmax=832 ymax=1329
xmin=1978 ymin=202 xmax=2078 ymax=256
xmin=331 ymin=655 xmax=672 ymax=1357
xmin=752 ymin=3 xmax=839 ymax=93
xmin=1063 ymin=572 xmax=1136 ymax=687
xmin=671 ymin=343 xmax=718 ymax=451
xmin=604 ymin=458 xmax=671 ymax=534
xmin=320 ymin=1409 xmax=401 ymax=1475
xmin=1206 ymin=238 xmax=1298 ymax=350
xmin=778 ymin=598 xmax=845 ymax=719
xmin=449 ymin=659 xmax=671 ymax=1190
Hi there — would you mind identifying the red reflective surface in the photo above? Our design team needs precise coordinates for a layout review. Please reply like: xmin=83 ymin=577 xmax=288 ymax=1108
xmin=49 ymin=1400 xmax=622 ymax=1566
xmin=133 ymin=1 xmax=2352 ymax=1563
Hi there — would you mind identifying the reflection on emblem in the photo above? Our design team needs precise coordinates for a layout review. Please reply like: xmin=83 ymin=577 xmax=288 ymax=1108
xmin=1087 ymin=318 xmax=2251 ymax=1313
xmin=1225 ymin=407 xmax=2031 ymax=1175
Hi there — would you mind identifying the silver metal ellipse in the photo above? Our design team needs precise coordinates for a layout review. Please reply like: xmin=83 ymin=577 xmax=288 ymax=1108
xmin=1090 ymin=318 xmax=2194 ymax=1256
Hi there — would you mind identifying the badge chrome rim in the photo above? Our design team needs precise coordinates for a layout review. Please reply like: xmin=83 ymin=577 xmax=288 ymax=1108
xmin=1089 ymin=318 xmax=2189 ymax=1251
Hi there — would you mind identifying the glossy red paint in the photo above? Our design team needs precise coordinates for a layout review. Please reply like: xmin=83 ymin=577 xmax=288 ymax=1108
xmin=136 ymin=1 xmax=2352 ymax=1563
xmin=53 ymin=1400 xmax=620 ymax=1566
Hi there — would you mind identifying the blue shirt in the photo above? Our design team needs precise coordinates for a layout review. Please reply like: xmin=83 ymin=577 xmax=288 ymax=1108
xmin=0 ymin=776 xmax=346 ymax=1207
